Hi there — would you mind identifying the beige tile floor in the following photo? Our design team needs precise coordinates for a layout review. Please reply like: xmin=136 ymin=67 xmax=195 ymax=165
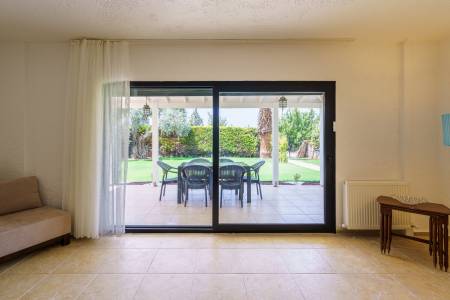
xmin=1 ymin=232 xmax=450 ymax=299
xmin=125 ymin=184 xmax=324 ymax=225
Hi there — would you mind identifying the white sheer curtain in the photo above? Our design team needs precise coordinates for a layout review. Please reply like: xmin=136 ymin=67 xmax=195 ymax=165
xmin=63 ymin=39 xmax=130 ymax=238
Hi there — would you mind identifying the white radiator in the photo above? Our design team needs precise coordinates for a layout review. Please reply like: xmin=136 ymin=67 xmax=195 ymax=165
xmin=343 ymin=180 xmax=411 ymax=230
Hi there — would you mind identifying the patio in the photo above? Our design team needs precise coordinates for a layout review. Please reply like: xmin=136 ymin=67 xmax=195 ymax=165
xmin=125 ymin=183 xmax=324 ymax=225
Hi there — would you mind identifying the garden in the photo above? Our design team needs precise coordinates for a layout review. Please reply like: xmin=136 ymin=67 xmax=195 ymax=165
xmin=127 ymin=157 xmax=320 ymax=183
xmin=128 ymin=106 xmax=321 ymax=183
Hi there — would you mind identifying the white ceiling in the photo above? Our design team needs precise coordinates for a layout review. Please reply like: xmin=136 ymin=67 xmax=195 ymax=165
xmin=1 ymin=0 xmax=450 ymax=42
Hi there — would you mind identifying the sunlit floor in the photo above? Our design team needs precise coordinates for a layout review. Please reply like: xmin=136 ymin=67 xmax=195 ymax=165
xmin=1 ymin=233 xmax=449 ymax=299
xmin=125 ymin=184 xmax=324 ymax=226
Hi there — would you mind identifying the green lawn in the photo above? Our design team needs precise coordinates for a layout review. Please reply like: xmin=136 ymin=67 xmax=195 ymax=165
xmin=291 ymin=158 xmax=320 ymax=166
xmin=127 ymin=157 xmax=320 ymax=183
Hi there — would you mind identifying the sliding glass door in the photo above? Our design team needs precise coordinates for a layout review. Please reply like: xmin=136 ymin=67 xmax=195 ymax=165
xmin=126 ymin=82 xmax=335 ymax=232
xmin=125 ymin=87 xmax=214 ymax=227
xmin=218 ymin=92 xmax=325 ymax=225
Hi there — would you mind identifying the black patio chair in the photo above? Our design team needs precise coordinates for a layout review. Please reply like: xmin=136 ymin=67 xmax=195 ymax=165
xmin=188 ymin=158 xmax=210 ymax=164
xmin=182 ymin=165 xmax=211 ymax=207
xmin=219 ymin=158 xmax=234 ymax=163
xmin=219 ymin=164 xmax=246 ymax=208
xmin=244 ymin=160 xmax=265 ymax=200
xmin=157 ymin=161 xmax=178 ymax=201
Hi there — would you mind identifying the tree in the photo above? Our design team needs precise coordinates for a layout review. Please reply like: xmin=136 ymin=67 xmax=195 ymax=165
xmin=279 ymin=108 xmax=319 ymax=152
xmin=279 ymin=135 xmax=288 ymax=163
xmin=189 ymin=108 xmax=204 ymax=126
xmin=159 ymin=108 xmax=191 ymax=138
xmin=207 ymin=112 xmax=228 ymax=126
xmin=129 ymin=108 xmax=151 ymax=159
xmin=258 ymin=108 xmax=272 ymax=158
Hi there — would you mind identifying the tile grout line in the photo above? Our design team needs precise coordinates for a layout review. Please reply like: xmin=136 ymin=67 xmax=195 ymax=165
xmin=131 ymin=274 xmax=146 ymax=300
xmin=13 ymin=248 xmax=76 ymax=299
xmin=75 ymin=274 xmax=99 ymax=300
xmin=188 ymin=272 xmax=195 ymax=299
xmin=18 ymin=273 xmax=49 ymax=299
xmin=290 ymin=273 xmax=308 ymax=300
xmin=145 ymin=248 xmax=159 ymax=273
xmin=242 ymin=274 xmax=250 ymax=300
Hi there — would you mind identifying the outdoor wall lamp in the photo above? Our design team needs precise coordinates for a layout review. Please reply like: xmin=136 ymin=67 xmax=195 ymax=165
xmin=143 ymin=98 xmax=151 ymax=120
xmin=278 ymin=96 xmax=288 ymax=112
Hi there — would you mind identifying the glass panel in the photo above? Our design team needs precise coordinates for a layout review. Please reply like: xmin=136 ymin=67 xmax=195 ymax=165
xmin=125 ymin=88 xmax=213 ymax=226
xmin=218 ymin=92 xmax=324 ymax=224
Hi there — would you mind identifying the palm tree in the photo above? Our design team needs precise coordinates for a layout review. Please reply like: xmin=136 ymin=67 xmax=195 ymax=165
xmin=258 ymin=108 xmax=272 ymax=158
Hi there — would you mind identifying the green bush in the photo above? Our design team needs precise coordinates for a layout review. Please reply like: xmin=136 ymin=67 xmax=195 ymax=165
xmin=182 ymin=126 xmax=212 ymax=156
xmin=279 ymin=135 xmax=288 ymax=163
xmin=160 ymin=126 xmax=259 ymax=157
xmin=219 ymin=126 xmax=259 ymax=157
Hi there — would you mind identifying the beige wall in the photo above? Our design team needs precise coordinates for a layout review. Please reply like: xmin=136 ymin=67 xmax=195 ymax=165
xmin=23 ymin=43 xmax=69 ymax=206
xmin=402 ymin=42 xmax=443 ymax=230
xmin=438 ymin=39 xmax=450 ymax=208
xmin=0 ymin=43 xmax=26 ymax=180
xmin=0 ymin=40 xmax=447 ymax=230
xmin=0 ymin=42 xmax=68 ymax=206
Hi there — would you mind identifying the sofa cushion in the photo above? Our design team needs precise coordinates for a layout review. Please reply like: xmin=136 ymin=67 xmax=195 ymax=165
xmin=0 ymin=176 xmax=42 ymax=216
xmin=0 ymin=206 xmax=71 ymax=257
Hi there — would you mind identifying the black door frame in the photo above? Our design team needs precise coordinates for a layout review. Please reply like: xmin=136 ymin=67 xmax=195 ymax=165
xmin=126 ymin=81 xmax=336 ymax=233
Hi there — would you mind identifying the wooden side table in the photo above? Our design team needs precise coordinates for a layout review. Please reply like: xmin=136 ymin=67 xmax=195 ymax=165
xmin=377 ymin=196 xmax=450 ymax=272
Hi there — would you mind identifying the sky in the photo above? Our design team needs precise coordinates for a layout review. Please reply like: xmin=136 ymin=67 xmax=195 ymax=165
xmin=188 ymin=108 xmax=259 ymax=127
xmin=187 ymin=108 xmax=319 ymax=127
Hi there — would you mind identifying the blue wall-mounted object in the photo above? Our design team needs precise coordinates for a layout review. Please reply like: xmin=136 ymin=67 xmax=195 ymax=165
xmin=443 ymin=113 xmax=450 ymax=146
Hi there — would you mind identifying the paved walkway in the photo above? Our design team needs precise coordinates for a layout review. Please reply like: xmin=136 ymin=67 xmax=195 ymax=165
xmin=288 ymin=159 xmax=320 ymax=171
xmin=126 ymin=184 xmax=324 ymax=226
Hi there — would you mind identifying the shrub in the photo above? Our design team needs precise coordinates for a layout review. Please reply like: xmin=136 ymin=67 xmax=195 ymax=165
xmin=219 ymin=126 xmax=259 ymax=157
xmin=279 ymin=135 xmax=288 ymax=163
xmin=279 ymin=108 xmax=319 ymax=152
xmin=136 ymin=125 xmax=260 ymax=157
xmin=182 ymin=126 xmax=213 ymax=156
xmin=169 ymin=126 xmax=259 ymax=157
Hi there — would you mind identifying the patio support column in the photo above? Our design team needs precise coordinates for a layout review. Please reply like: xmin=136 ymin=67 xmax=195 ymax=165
xmin=272 ymin=105 xmax=279 ymax=187
xmin=151 ymin=102 xmax=159 ymax=186
xmin=319 ymin=103 xmax=324 ymax=186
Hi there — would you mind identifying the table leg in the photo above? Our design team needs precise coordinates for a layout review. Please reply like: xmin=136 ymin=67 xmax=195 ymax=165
xmin=380 ymin=206 xmax=390 ymax=254
xmin=433 ymin=216 xmax=438 ymax=268
xmin=383 ymin=213 xmax=389 ymax=254
xmin=209 ymin=175 xmax=212 ymax=201
xmin=380 ymin=210 xmax=385 ymax=253
xmin=387 ymin=209 xmax=393 ymax=253
xmin=429 ymin=216 xmax=433 ymax=256
xmin=246 ymin=169 xmax=251 ymax=203
xmin=439 ymin=217 xmax=444 ymax=270
xmin=177 ymin=166 xmax=182 ymax=204
xmin=443 ymin=216 xmax=448 ymax=272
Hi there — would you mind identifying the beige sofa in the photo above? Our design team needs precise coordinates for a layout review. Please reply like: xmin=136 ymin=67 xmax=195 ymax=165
xmin=0 ymin=176 xmax=71 ymax=260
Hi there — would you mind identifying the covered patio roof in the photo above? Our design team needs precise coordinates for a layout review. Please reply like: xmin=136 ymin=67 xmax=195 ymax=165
xmin=130 ymin=94 xmax=323 ymax=109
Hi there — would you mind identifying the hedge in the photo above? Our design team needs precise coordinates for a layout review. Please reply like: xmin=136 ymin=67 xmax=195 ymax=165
xmin=159 ymin=126 xmax=259 ymax=157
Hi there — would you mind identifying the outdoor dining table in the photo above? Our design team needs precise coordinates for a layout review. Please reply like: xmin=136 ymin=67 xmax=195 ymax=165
xmin=176 ymin=161 xmax=254 ymax=204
